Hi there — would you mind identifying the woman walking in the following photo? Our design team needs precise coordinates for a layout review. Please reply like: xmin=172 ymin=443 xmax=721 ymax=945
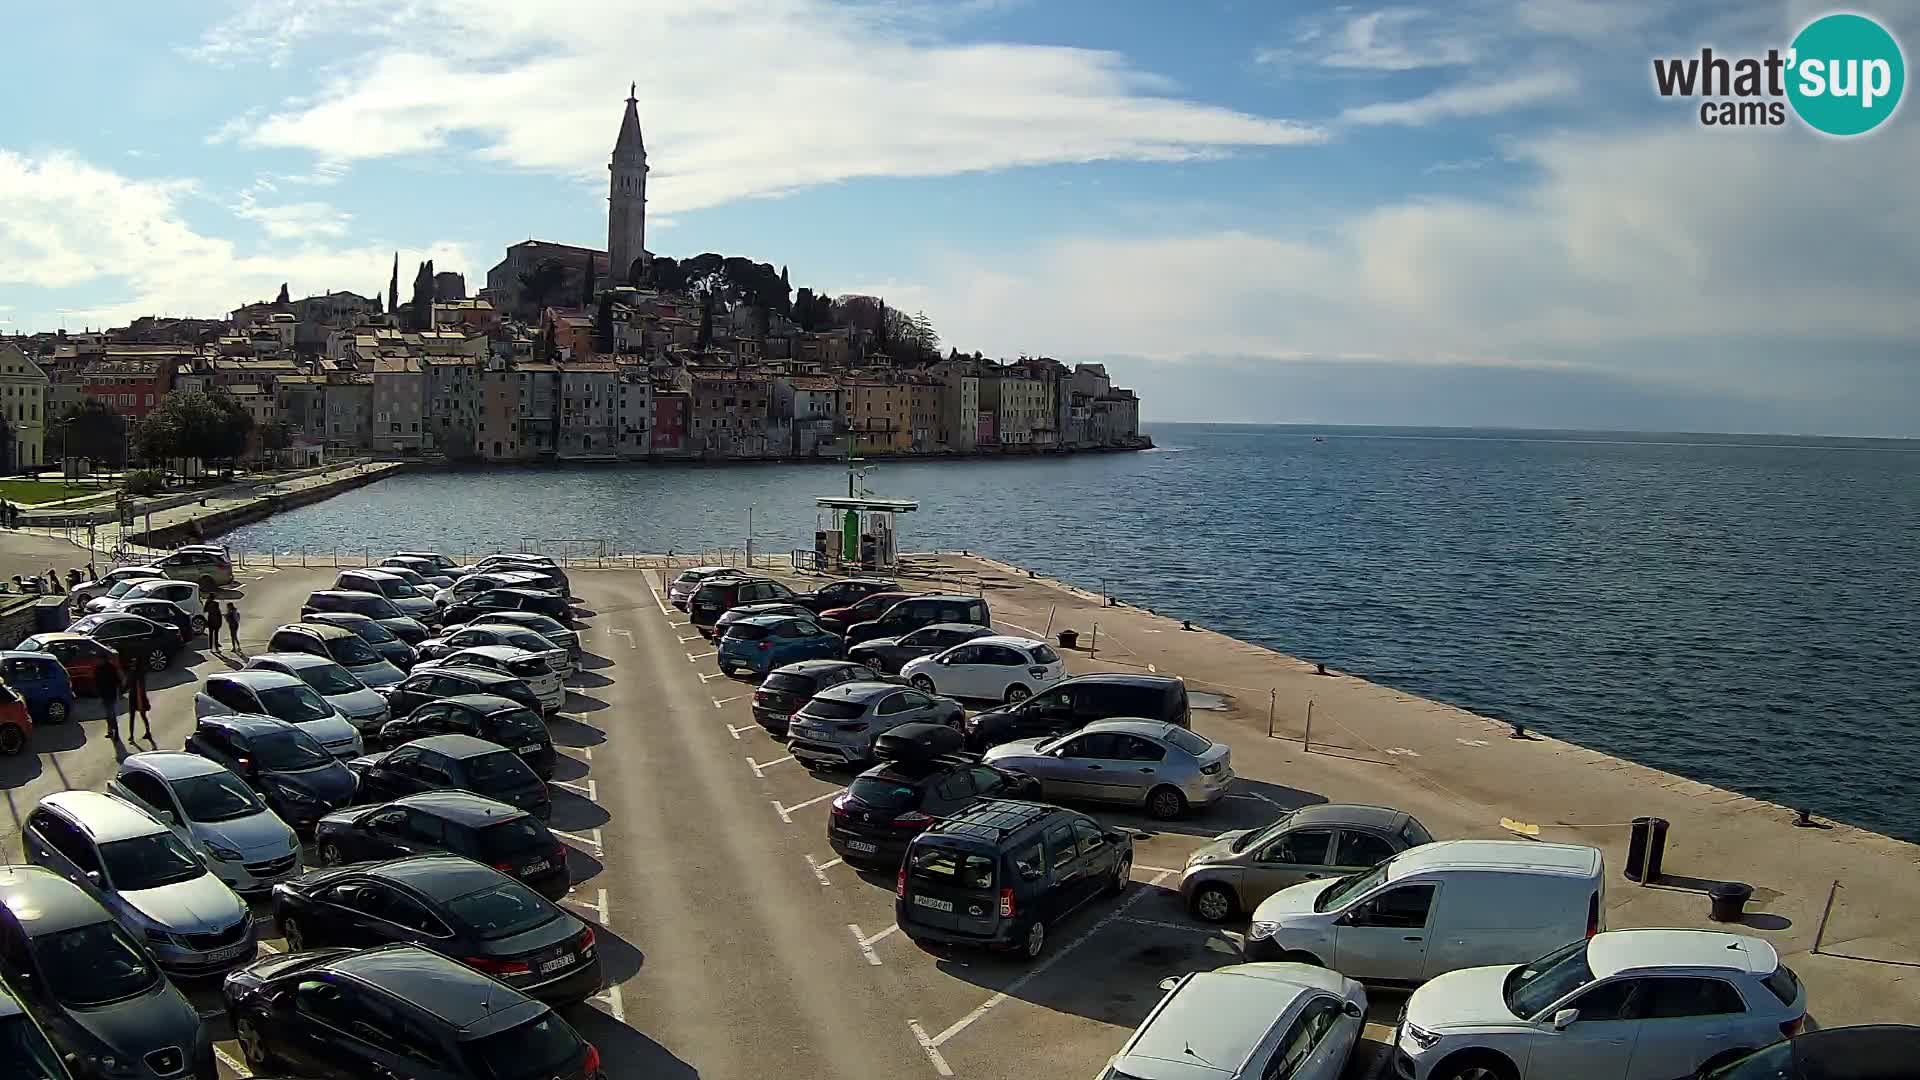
xmin=127 ymin=649 xmax=154 ymax=741
xmin=97 ymin=658 xmax=123 ymax=741
xmin=225 ymin=601 xmax=242 ymax=656
xmin=204 ymin=593 xmax=224 ymax=650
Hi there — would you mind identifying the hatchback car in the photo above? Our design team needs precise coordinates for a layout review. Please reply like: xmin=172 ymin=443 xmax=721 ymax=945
xmin=983 ymin=718 xmax=1235 ymax=820
xmin=0 ymin=978 xmax=70 ymax=1079
xmin=271 ymin=856 xmax=601 ymax=1004
xmin=787 ymin=681 xmax=964 ymax=769
xmin=717 ymin=615 xmax=843 ymax=677
xmin=816 ymin=589 xmax=920 ymax=636
xmin=268 ymin=620 xmax=408 ymax=686
xmin=829 ymin=724 xmax=1039 ymax=868
xmin=1396 ymin=930 xmax=1810 ymax=1080
xmin=1104 ymin=963 xmax=1367 ymax=1080
xmin=464 ymin=610 xmax=582 ymax=658
xmin=1697 ymin=1025 xmax=1920 ymax=1080
xmin=688 ymin=576 xmax=798 ymax=637
xmin=156 ymin=547 xmax=233 ymax=589
xmin=468 ymin=558 xmax=569 ymax=596
xmin=901 ymin=635 xmax=1066 ymax=704
xmin=314 ymin=790 xmax=572 ymax=899
xmin=68 ymin=565 xmax=165 ymax=606
xmin=897 ymin=799 xmax=1133 ymax=961
xmin=0 ymin=865 xmax=211 ymax=1080
xmin=334 ymin=569 xmax=439 ymax=623
xmin=419 ymin=623 xmax=574 ymax=679
xmin=395 ymin=550 xmax=462 ymax=574
xmin=0 ymin=684 xmax=32 ymax=756
xmin=414 ymin=646 xmax=564 ymax=712
xmin=795 ymin=577 xmax=899 ymax=613
xmin=439 ymin=571 xmax=557 ymax=607
xmin=299 ymin=610 xmax=419 ymax=670
xmin=223 ymin=944 xmax=605 ymax=1079
xmin=87 ymin=579 xmax=202 ymax=631
xmin=1 ymin=649 xmax=77 ymax=724
xmin=382 ymin=665 xmax=545 ymax=720
xmin=847 ymin=622 xmax=995 ymax=675
xmin=379 ymin=555 xmax=455 ymax=589
xmin=668 ymin=565 xmax=741 ymax=608
xmin=374 ymin=564 xmax=445 ymax=599
xmin=184 ymin=714 xmax=361 ymax=831
xmin=349 ymin=733 xmax=551 ymax=820
xmin=441 ymin=587 xmax=574 ymax=627
xmin=244 ymin=653 xmax=390 ymax=733
xmin=376 ymin=694 xmax=554 ymax=778
xmin=66 ymin=613 xmax=182 ymax=670
xmin=302 ymin=590 xmax=429 ymax=643
xmin=107 ymin=751 xmax=303 ymax=896
xmin=23 ymin=790 xmax=256 ymax=978
xmin=751 ymin=660 xmax=885 ymax=736
xmin=16 ymin=632 xmax=123 ymax=697
xmin=115 ymin=599 xmax=197 ymax=643
xmin=845 ymin=593 xmax=991 ymax=647
xmin=965 ymin=672 xmax=1193 ymax=750
xmin=195 ymin=670 xmax=362 ymax=759
xmin=713 ymin=601 xmax=821 ymax=638
xmin=1181 ymin=803 xmax=1435 ymax=922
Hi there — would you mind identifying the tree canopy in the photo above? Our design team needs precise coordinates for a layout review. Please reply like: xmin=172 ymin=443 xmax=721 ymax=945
xmin=518 ymin=259 xmax=569 ymax=314
xmin=57 ymin=398 xmax=129 ymax=465
xmin=133 ymin=391 xmax=254 ymax=467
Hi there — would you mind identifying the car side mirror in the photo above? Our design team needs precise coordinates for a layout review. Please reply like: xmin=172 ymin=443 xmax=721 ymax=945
xmin=84 ymin=870 xmax=102 ymax=886
xmin=1552 ymin=1008 xmax=1580 ymax=1031
xmin=1104 ymin=831 xmax=1127 ymax=844
xmin=155 ymin=809 xmax=175 ymax=825
xmin=1017 ymin=863 xmax=1043 ymax=881
xmin=1157 ymin=976 xmax=1181 ymax=992
xmin=1342 ymin=999 xmax=1364 ymax=1019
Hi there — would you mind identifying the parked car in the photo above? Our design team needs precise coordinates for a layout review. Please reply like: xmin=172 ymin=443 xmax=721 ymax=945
xmin=66 ymin=612 xmax=182 ymax=670
xmin=900 ymin=634 xmax=1066 ymax=704
xmin=713 ymin=601 xmax=821 ymax=640
xmin=244 ymin=652 xmax=390 ymax=733
xmin=68 ymin=565 xmax=165 ymax=606
xmin=70 ymin=573 xmax=167 ymax=613
xmin=333 ymin=569 xmax=439 ymax=623
xmin=787 ymin=681 xmax=965 ymax=769
xmin=1392 ymin=930 xmax=1807 ymax=1080
xmin=751 ymin=660 xmax=885 ymax=736
xmin=115 ymin=598 xmax=197 ymax=643
xmin=0 ymin=977 xmax=71 ymax=1080
xmin=440 ymin=587 xmax=574 ymax=627
xmin=1245 ymin=839 xmax=1606 ymax=979
xmin=381 ymin=665 xmax=545 ymax=721
xmin=380 ymin=555 xmax=455 ymax=589
xmin=155 ymin=547 xmax=233 ymax=590
xmin=183 ymin=714 xmax=360 ymax=831
xmin=376 ymin=694 xmax=554 ymax=778
xmin=717 ymin=615 xmax=843 ymax=677
xmin=0 ymin=684 xmax=31 ymax=756
xmin=965 ymin=672 xmax=1193 ymax=750
xmin=1694 ymin=1025 xmax=1920 ymax=1080
xmin=196 ymin=670 xmax=363 ymax=759
xmin=106 ymin=752 xmax=302 ymax=896
xmin=897 ymin=799 xmax=1133 ymax=961
xmin=267 ymin=621 xmax=408 ymax=686
xmin=270 ymin=856 xmax=601 ymax=1004
xmin=418 ymin=623 xmax=574 ymax=680
xmin=301 ymin=590 xmax=429 ymax=644
xmin=847 ymin=622 xmax=994 ymax=675
xmin=23 ymin=790 xmax=256 ymax=979
xmin=223 ymin=943 xmax=605 ymax=1079
xmin=845 ymin=593 xmax=991 ymax=647
xmin=1180 ymin=803 xmax=1435 ymax=922
xmin=794 ymin=577 xmax=899 ymax=614
xmin=1 ymin=649 xmax=78 ymax=724
xmin=466 ymin=558 xmax=569 ymax=596
xmin=464 ymin=610 xmax=581 ymax=658
xmin=15 ymin=632 xmax=123 ymax=697
xmin=1105 ymin=963 xmax=1368 ymax=1080
xmin=688 ymin=577 xmax=798 ymax=637
xmin=0 ymin=864 xmax=211 ymax=1080
xmin=414 ymin=646 xmax=565 ymax=713
xmin=86 ymin=579 xmax=203 ymax=632
xmin=438 ymin=571 xmax=556 ymax=607
xmin=313 ymin=790 xmax=571 ymax=899
xmin=668 ymin=566 xmax=743 ymax=609
xmin=983 ymin=718 xmax=1234 ymax=820
xmin=348 ymin=733 xmax=551 ymax=820
xmin=394 ymin=550 xmax=463 ymax=574
xmin=829 ymin=723 xmax=1039 ymax=868
xmin=816 ymin=590 xmax=920 ymax=636
xmin=299 ymin=611 xmax=419 ymax=671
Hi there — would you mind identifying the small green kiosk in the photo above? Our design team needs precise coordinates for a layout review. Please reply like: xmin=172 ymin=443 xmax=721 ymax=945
xmin=812 ymin=461 xmax=918 ymax=572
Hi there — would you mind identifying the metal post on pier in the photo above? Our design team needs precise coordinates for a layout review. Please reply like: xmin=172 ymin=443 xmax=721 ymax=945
xmin=1043 ymin=605 xmax=1056 ymax=638
xmin=1267 ymin=689 xmax=1277 ymax=738
xmin=1811 ymin=879 xmax=1841 ymax=954
xmin=1089 ymin=623 xmax=1098 ymax=660
xmin=1303 ymin=698 xmax=1313 ymax=752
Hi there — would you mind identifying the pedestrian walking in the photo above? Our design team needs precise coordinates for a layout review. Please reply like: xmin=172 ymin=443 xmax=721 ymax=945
xmin=204 ymin=594 xmax=224 ymax=650
xmin=127 ymin=649 xmax=154 ymax=741
xmin=97 ymin=658 xmax=123 ymax=740
xmin=225 ymin=601 xmax=242 ymax=655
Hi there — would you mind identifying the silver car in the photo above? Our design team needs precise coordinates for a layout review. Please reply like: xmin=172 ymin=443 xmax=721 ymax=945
xmin=417 ymin=624 xmax=575 ymax=680
xmin=107 ymin=752 xmax=303 ymax=896
xmin=244 ymin=652 xmax=391 ymax=733
xmin=787 ymin=681 xmax=964 ymax=768
xmin=195 ymin=670 xmax=364 ymax=759
xmin=415 ymin=645 xmax=565 ymax=712
xmin=1179 ymin=803 xmax=1434 ymax=922
xmin=982 ymin=718 xmax=1234 ymax=820
xmin=668 ymin=565 xmax=744 ymax=609
xmin=68 ymin=565 xmax=165 ymax=606
xmin=22 ymin=790 xmax=256 ymax=978
xmin=1103 ymin=963 xmax=1367 ymax=1080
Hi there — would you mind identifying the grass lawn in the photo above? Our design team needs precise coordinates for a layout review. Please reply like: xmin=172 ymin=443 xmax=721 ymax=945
xmin=0 ymin=479 xmax=118 ymax=505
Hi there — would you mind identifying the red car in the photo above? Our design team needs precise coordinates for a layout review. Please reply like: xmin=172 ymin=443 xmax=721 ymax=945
xmin=15 ymin=631 xmax=124 ymax=695
xmin=0 ymin=683 xmax=32 ymax=755
xmin=816 ymin=591 xmax=920 ymax=636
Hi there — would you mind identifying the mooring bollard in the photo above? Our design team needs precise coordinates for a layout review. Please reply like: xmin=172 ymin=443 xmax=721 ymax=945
xmin=1511 ymin=721 xmax=1527 ymax=738
xmin=1794 ymin=808 xmax=1817 ymax=827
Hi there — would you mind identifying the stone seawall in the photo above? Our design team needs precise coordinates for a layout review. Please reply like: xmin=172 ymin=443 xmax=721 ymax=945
xmin=152 ymin=462 xmax=411 ymax=545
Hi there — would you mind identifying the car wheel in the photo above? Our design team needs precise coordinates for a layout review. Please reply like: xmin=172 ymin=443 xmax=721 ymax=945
xmin=45 ymin=699 xmax=69 ymax=724
xmin=148 ymin=646 xmax=169 ymax=669
xmin=719 ymin=662 xmax=736 ymax=676
xmin=1146 ymin=785 xmax=1187 ymax=820
xmin=319 ymin=841 xmax=344 ymax=866
xmin=911 ymin=675 xmax=936 ymax=693
xmin=191 ymin=615 xmax=207 ymax=634
xmin=1020 ymin=920 xmax=1047 ymax=960
xmin=237 ymin=1016 xmax=277 ymax=1069
xmin=1004 ymin=684 xmax=1030 ymax=704
xmin=1190 ymin=883 xmax=1237 ymax=921
xmin=1431 ymin=1052 xmax=1518 ymax=1080
xmin=1108 ymin=852 xmax=1132 ymax=895
xmin=281 ymin=914 xmax=307 ymax=952
xmin=0 ymin=724 xmax=24 ymax=756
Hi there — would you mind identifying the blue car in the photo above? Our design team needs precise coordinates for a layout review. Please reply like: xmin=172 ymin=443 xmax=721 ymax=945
xmin=0 ymin=650 xmax=78 ymax=724
xmin=717 ymin=615 xmax=842 ymax=676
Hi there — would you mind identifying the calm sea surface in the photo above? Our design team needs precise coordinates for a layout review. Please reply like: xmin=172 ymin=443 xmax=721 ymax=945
xmin=226 ymin=425 xmax=1920 ymax=841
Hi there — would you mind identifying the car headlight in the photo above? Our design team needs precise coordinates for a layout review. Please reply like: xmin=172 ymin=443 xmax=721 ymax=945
xmin=1402 ymin=1023 xmax=1441 ymax=1051
xmin=91 ymin=1054 xmax=141 ymax=1079
xmin=145 ymin=927 xmax=182 ymax=947
xmin=204 ymin=841 xmax=245 ymax=862
xmin=1249 ymin=921 xmax=1279 ymax=940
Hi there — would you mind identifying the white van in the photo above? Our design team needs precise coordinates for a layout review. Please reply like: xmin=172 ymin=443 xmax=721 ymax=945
xmin=1243 ymin=839 xmax=1604 ymax=984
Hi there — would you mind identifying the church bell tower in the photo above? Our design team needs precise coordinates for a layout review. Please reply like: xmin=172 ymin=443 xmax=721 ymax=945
xmin=608 ymin=83 xmax=649 ymax=286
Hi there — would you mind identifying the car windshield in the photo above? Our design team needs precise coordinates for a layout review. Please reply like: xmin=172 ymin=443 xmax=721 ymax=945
xmin=253 ymin=729 xmax=335 ymax=770
xmin=487 ymin=709 xmax=546 ymax=744
xmin=0 ymin=1012 xmax=67 ymax=1080
xmin=100 ymin=832 xmax=206 ymax=891
xmin=467 ymin=751 xmax=534 ymax=788
xmin=1235 ymin=812 xmax=1295 ymax=853
xmin=848 ymin=776 xmax=925 ymax=812
xmin=174 ymin=771 xmax=266 ymax=822
xmin=105 ymin=580 xmax=141 ymax=598
xmin=801 ymin=699 xmax=867 ymax=721
xmin=344 ymin=619 xmax=396 ymax=644
xmin=379 ymin=579 xmax=421 ymax=599
xmin=444 ymin=881 xmax=558 ymax=940
xmin=502 ymin=630 xmax=555 ymax=652
xmin=1315 ymin=861 xmax=1390 ymax=911
xmin=1164 ymin=728 xmax=1213 ymax=756
xmin=1503 ymin=940 xmax=1596 ymax=1019
xmin=475 ymin=817 xmax=549 ymax=859
xmin=350 ymin=595 xmax=402 ymax=618
xmin=459 ymin=1011 xmax=583 ymax=1080
xmin=32 ymin=921 xmax=161 ymax=1008
xmin=326 ymin=635 xmax=382 ymax=664
xmin=295 ymin=663 xmax=364 ymax=696
xmin=257 ymin=684 xmax=336 ymax=722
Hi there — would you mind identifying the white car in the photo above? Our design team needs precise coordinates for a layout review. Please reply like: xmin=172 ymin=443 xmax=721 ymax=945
xmin=69 ymin=565 xmax=166 ymax=605
xmin=1104 ymin=962 xmax=1367 ymax=1080
xmin=900 ymin=634 xmax=1066 ymax=704
xmin=416 ymin=645 xmax=566 ymax=712
xmin=86 ymin=577 xmax=202 ymax=627
xmin=106 ymin=751 xmax=303 ymax=895
xmin=244 ymin=652 xmax=391 ymax=733
xmin=196 ymin=670 xmax=364 ymax=759
xmin=669 ymin=565 xmax=742 ymax=608
xmin=1393 ymin=929 xmax=1809 ymax=1080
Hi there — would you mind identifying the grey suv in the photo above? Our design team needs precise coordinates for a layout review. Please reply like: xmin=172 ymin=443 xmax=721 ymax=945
xmin=787 ymin=681 xmax=963 ymax=769
xmin=844 ymin=594 xmax=991 ymax=647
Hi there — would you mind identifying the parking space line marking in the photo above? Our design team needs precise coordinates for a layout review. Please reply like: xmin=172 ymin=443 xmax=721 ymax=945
xmin=807 ymin=854 xmax=838 ymax=886
xmin=562 ymin=887 xmax=610 ymax=924
xmin=999 ymin=620 xmax=1043 ymax=638
xmin=594 ymin=982 xmax=626 ymax=1024
xmin=861 ymin=922 xmax=897 ymax=947
xmin=643 ymin=572 xmax=671 ymax=617
xmin=554 ymin=778 xmax=598 ymax=801
xmin=607 ymin=628 xmax=636 ymax=650
xmin=1119 ymin=916 xmax=1237 ymax=938
xmin=849 ymin=923 xmax=885 ymax=966
xmin=726 ymin=723 xmax=756 ymax=740
xmin=698 ymin=671 xmax=726 ymax=682
xmin=216 ymin=1047 xmax=252 ymax=1077
xmin=908 ymin=1020 xmax=954 ymax=1077
xmin=199 ymin=1007 xmax=225 ymax=1020
xmin=679 ymin=634 xmax=702 ymax=643
xmin=1135 ymin=864 xmax=1184 ymax=875
xmin=771 ymin=788 xmax=835 ymax=818
xmin=557 ymin=746 xmax=593 ymax=762
xmin=552 ymin=827 xmax=604 ymax=853
xmin=713 ymin=694 xmax=744 ymax=707
xmin=687 ymin=650 xmax=716 ymax=662
xmin=670 ymin=621 xmax=689 ymax=629
xmin=749 ymin=754 xmax=794 ymax=778
xmin=257 ymin=940 xmax=280 ymax=954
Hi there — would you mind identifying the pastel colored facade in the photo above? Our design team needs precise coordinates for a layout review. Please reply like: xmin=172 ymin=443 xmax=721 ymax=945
xmin=908 ymin=379 xmax=940 ymax=453
xmin=979 ymin=369 xmax=1052 ymax=447
xmin=927 ymin=360 xmax=980 ymax=454
xmin=684 ymin=369 xmax=772 ymax=458
xmin=558 ymin=360 xmax=619 ymax=457
xmin=0 ymin=343 xmax=50 ymax=470
xmin=847 ymin=379 xmax=910 ymax=454
xmin=475 ymin=369 xmax=521 ymax=461
xmin=615 ymin=372 xmax=652 ymax=456
xmin=650 ymin=390 xmax=687 ymax=452
xmin=371 ymin=355 xmax=427 ymax=454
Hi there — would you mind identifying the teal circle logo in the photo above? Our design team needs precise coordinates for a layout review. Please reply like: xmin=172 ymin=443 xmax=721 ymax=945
xmin=1787 ymin=13 xmax=1905 ymax=136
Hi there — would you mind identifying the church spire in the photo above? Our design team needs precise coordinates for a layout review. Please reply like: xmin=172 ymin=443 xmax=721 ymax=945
xmin=614 ymin=84 xmax=645 ymax=158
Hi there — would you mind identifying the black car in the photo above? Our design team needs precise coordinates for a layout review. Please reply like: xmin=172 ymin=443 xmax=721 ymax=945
xmin=462 ymin=611 xmax=582 ymax=657
xmin=847 ymin=622 xmax=996 ymax=675
xmin=829 ymin=723 xmax=1039 ymax=868
xmin=301 ymin=590 xmax=429 ymax=644
xmin=117 ymin=598 xmax=197 ymax=643
xmin=965 ymin=673 xmax=1193 ymax=749
xmin=383 ymin=665 xmax=544 ymax=719
xmin=375 ymin=693 xmax=554 ymax=778
xmin=184 ymin=714 xmax=360 ymax=831
xmin=816 ymin=590 xmax=921 ymax=636
xmin=688 ymin=576 xmax=797 ymax=637
xmin=223 ymin=944 xmax=605 ymax=1079
xmin=845 ymin=594 xmax=992 ymax=647
xmin=301 ymin=611 xmax=419 ymax=669
xmin=313 ymin=790 xmax=572 ymax=900
xmin=66 ymin=612 xmax=183 ymax=670
xmin=0 ymin=865 xmax=212 ymax=1080
xmin=896 ymin=799 xmax=1133 ymax=961
xmin=441 ymin=588 xmax=576 ymax=628
xmin=270 ymin=856 xmax=600 ymax=1004
xmin=794 ymin=578 xmax=899 ymax=614
xmin=1695 ymin=1025 xmax=1920 ymax=1079
xmin=349 ymin=733 xmax=551 ymax=820
xmin=751 ymin=659 xmax=886 ymax=736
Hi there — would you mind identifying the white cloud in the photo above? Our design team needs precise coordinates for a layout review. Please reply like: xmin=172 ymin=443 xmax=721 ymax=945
xmin=1341 ymin=71 xmax=1578 ymax=126
xmin=232 ymin=196 xmax=353 ymax=240
xmin=201 ymin=0 xmax=1326 ymax=215
xmin=1283 ymin=8 xmax=1480 ymax=71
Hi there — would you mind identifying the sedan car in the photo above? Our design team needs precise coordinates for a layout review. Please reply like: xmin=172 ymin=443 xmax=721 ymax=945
xmin=901 ymin=635 xmax=1066 ymax=704
xmin=115 ymin=599 xmax=197 ymax=643
xmin=68 ymin=565 xmax=165 ymax=606
xmin=376 ymin=693 xmax=554 ymax=778
xmin=751 ymin=660 xmax=885 ymax=736
xmin=1180 ymin=803 xmax=1434 ymax=922
xmin=313 ymin=790 xmax=572 ymax=899
xmin=348 ymin=733 xmax=550 ymax=819
xmin=983 ymin=719 xmax=1235 ymax=820
xmin=272 ymin=856 xmax=601 ymax=1004
xmin=418 ymin=624 xmax=574 ymax=680
xmin=786 ymin=681 xmax=964 ymax=769
xmin=847 ymin=622 xmax=994 ymax=675
xmin=1104 ymin=963 xmax=1367 ymax=1080
xmin=415 ymin=646 xmax=564 ymax=712
xmin=1695 ymin=1025 xmax=1920 ymax=1079
xmin=0 ymin=865 xmax=212 ymax=1080
xmin=106 ymin=751 xmax=303 ymax=896
xmin=184 ymin=714 xmax=361 ymax=832
xmin=300 ymin=610 xmax=419 ymax=670
xmin=717 ymin=615 xmax=843 ymax=677
xmin=15 ymin=632 xmax=123 ymax=696
xmin=440 ymin=587 xmax=574 ymax=627
xmin=66 ymin=612 xmax=181 ymax=670
xmin=382 ymin=665 xmax=545 ymax=721
xmin=375 ymin=564 xmax=446 ymax=598
xmin=155 ymin=546 xmax=233 ymax=589
xmin=815 ymin=589 xmax=918 ymax=636
xmin=300 ymin=590 xmax=430 ymax=645
xmin=224 ymin=944 xmax=605 ymax=1079
xmin=244 ymin=652 xmax=390 ymax=733
xmin=794 ymin=577 xmax=899 ymax=614
xmin=713 ymin=601 xmax=820 ymax=638
xmin=380 ymin=555 xmax=456 ymax=589
xmin=85 ymin=578 xmax=201 ymax=628
xmin=465 ymin=610 xmax=582 ymax=658
xmin=438 ymin=571 xmax=557 ymax=607
xmin=196 ymin=670 xmax=363 ymax=760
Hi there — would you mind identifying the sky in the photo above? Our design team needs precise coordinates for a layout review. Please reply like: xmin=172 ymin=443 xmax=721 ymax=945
xmin=1 ymin=0 xmax=1915 ymax=436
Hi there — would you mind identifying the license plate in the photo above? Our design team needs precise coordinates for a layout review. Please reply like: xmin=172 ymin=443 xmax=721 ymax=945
xmin=208 ymin=942 xmax=250 ymax=963
xmin=540 ymin=953 xmax=577 ymax=975
xmin=523 ymin=860 xmax=551 ymax=873
xmin=519 ymin=744 xmax=542 ymax=754
xmin=847 ymin=840 xmax=878 ymax=854
xmin=912 ymin=894 xmax=954 ymax=912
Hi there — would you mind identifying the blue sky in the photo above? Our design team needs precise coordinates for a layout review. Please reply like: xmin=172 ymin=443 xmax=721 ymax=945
xmin=2 ymin=0 xmax=1915 ymax=435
